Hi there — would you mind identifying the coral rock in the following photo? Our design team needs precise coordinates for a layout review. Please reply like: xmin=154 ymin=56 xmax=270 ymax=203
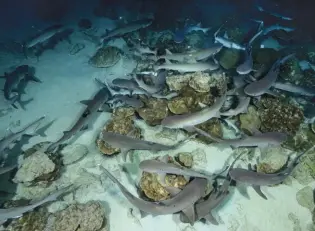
xmin=292 ymin=149 xmax=315 ymax=185
xmin=13 ymin=143 xmax=59 ymax=187
xmin=239 ymin=106 xmax=261 ymax=134
xmin=218 ymin=48 xmax=241 ymax=69
xmin=168 ymin=86 xmax=214 ymax=114
xmin=259 ymin=97 xmax=304 ymax=135
xmin=89 ymin=46 xmax=121 ymax=68
xmin=176 ymin=152 xmax=193 ymax=168
xmin=53 ymin=201 xmax=106 ymax=231
xmin=97 ymin=107 xmax=140 ymax=155
xmin=139 ymin=172 xmax=171 ymax=201
xmin=296 ymin=186 xmax=315 ymax=212
xmin=137 ymin=97 xmax=169 ymax=125
xmin=166 ymin=71 xmax=227 ymax=93
xmin=61 ymin=144 xmax=88 ymax=165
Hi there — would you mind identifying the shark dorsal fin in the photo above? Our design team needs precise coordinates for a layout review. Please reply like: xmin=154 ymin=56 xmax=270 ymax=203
xmin=80 ymin=100 xmax=91 ymax=105
xmin=165 ymin=49 xmax=172 ymax=55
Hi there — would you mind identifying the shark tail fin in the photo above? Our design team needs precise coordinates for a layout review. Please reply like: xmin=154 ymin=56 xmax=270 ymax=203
xmin=18 ymin=97 xmax=34 ymax=111
xmin=28 ymin=75 xmax=41 ymax=83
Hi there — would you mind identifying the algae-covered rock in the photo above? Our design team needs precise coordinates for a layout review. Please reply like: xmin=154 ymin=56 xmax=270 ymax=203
xmin=259 ymin=97 xmax=304 ymax=135
xmin=13 ymin=142 xmax=62 ymax=187
xmin=136 ymin=97 xmax=169 ymax=126
xmin=139 ymin=172 xmax=171 ymax=201
xmin=97 ymin=107 xmax=141 ymax=155
xmin=166 ymin=73 xmax=191 ymax=91
xmin=226 ymin=27 xmax=244 ymax=43
xmin=176 ymin=152 xmax=193 ymax=168
xmin=218 ymin=48 xmax=241 ymax=69
xmin=185 ymin=32 xmax=204 ymax=48
xmin=166 ymin=71 xmax=227 ymax=93
xmin=257 ymin=147 xmax=288 ymax=171
xmin=52 ymin=201 xmax=106 ymax=231
xmin=164 ymin=174 xmax=188 ymax=188
xmin=139 ymin=156 xmax=189 ymax=201
xmin=279 ymin=57 xmax=304 ymax=82
xmin=284 ymin=126 xmax=315 ymax=152
xmin=89 ymin=46 xmax=121 ymax=68
xmin=61 ymin=144 xmax=88 ymax=165
xmin=296 ymin=186 xmax=315 ymax=212
xmin=5 ymin=208 xmax=50 ymax=231
xmin=292 ymin=149 xmax=315 ymax=185
xmin=167 ymin=86 xmax=214 ymax=114
xmin=239 ymin=106 xmax=261 ymax=133
xmin=195 ymin=118 xmax=222 ymax=143
xmin=254 ymin=48 xmax=279 ymax=65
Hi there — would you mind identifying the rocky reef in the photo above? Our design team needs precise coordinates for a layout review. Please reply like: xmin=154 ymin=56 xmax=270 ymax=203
xmin=139 ymin=155 xmax=191 ymax=201
xmin=258 ymin=97 xmax=304 ymax=135
xmin=89 ymin=46 xmax=121 ymax=68
xmin=96 ymin=107 xmax=141 ymax=155
xmin=5 ymin=201 xmax=107 ymax=231
xmin=136 ymin=97 xmax=169 ymax=126
xmin=13 ymin=142 xmax=63 ymax=187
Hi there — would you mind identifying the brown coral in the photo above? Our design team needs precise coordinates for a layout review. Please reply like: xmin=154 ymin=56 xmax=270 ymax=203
xmin=136 ymin=96 xmax=169 ymax=126
xmin=259 ymin=97 xmax=304 ymax=135
xmin=96 ymin=107 xmax=141 ymax=155
xmin=89 ymin=46 xmax=121 ymax=68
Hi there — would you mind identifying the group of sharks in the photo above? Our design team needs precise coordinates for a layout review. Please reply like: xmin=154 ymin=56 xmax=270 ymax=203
xmin=0 ymin=8 xmax=314 ymax=227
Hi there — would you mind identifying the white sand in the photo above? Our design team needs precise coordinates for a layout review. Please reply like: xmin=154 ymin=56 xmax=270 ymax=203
xmin=0 ymin=14 xmax=313 ymax=231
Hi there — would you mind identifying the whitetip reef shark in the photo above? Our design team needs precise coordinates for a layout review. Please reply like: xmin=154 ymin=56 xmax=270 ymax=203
xmin=100 ymin=131 xmax=196 ymax=161
xmin=0 ymin=116 xmax=46 ymax=157
xmin=0 ymin=185 xmax=72 ymax=225
xmin=102 ymin=166 xmax=208 ymax=220
xmin=229 ymin=146 xmax=314 ymax=199
xmin=46 ymin=80 xmax=112 ymax=152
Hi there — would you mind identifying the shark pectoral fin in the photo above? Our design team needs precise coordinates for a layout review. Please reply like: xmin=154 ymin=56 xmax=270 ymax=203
xmin=204 ymin=212 xmax=219 ymax=225
xmin=30 ymin=76 xmax=41 ymax=83
xmin=157 ymin=173 xmax=167 ymax=186
xmin=181 ymin=205 xmax=196 ymax=225
xmin=139 ymin=210 xmax=150 ymax=218
xmin=164 ymin=186 xmax=181 ymax=197
xmin=198 ymin=102 xmax=207 ymax=108
xmin=165 ymin=49 xmax=172 ymax=55
xmin=98 ymin=104 xmax=111 ymax=112
xmin=121 ymin=149 xmax=131 ymax=162
xmin=80 ymin=125 xmax=88 ymax=131
xmin=252 ymin=185 xmax=267 ymax=200
xmin=80 ymin=100 xmax=92 ymax=105
xmin=165 ymin=59 xmax=172 ymax=64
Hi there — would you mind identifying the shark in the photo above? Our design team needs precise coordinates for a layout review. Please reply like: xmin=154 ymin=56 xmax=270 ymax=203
xmin=0 ymin=185 xmax=72 ymax=225
xmin=244 ymin=54 xmax=294 ymax=97
xmin=100 ymin=131 xmax=195 ymax=161
xmin=173 ymin=22 xmax=211 ymax=43
xmin=0 ymin=116 xmax=46 ymax=156
xmin=1 ymin=65 xmax=41 ymax=109
xmin=102 ymin=166 xmax=208 ymax=218
xmin=24 ymin=24 xmax=65 ymax=57
xmin=100 ymin=19 xmax=152 ymax=43
xmin=46 ymin=80 xmax=111 ymax=152
xmin=158 ymin=45 xmax=222 ymax=63
xmin=154 ymin=60 xmax=219 ymax=73
xmin=161 ymin=93 xmax=226 ymax=129
xmin=229 ymin=146 xmax=314 ymax=199
xmin=214 ymin=26 xmax=245 ymax=50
